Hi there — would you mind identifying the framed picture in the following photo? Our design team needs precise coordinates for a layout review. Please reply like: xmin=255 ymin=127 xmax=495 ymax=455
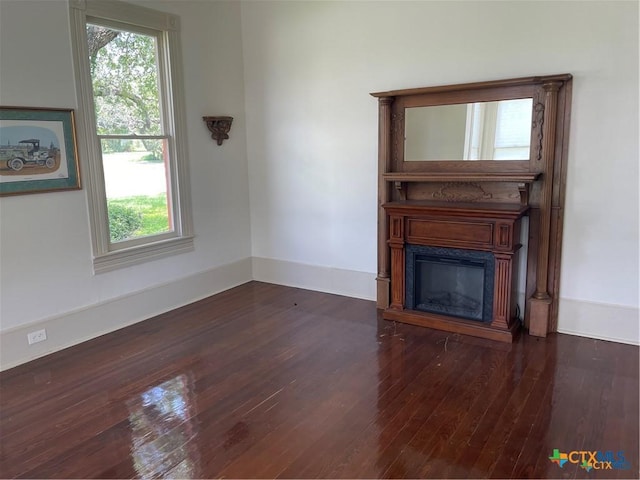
xmin=0 ymin=107 xmax=81 ymax=196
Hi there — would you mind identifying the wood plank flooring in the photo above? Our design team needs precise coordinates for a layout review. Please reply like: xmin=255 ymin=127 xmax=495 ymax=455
xmin=0 ymin=281 xmax=638 ymax=479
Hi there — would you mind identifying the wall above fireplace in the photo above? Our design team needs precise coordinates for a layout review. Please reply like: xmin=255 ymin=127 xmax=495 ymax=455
xmin=372 ymin=74 xmax=573 ymax=340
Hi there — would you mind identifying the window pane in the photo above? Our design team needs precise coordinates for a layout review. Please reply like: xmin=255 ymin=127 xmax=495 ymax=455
xmin=88 ymin=24 xmax=162 ymax=135
xmin=494 ymin=99 xmax=532 ymax=148
xmin=493 ymin=147 xmax=530 ymax=160
xmin=102 ymin=139 xmax=172 ymax=243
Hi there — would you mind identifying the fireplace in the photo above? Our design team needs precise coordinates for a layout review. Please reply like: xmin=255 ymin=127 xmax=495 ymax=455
xmin=382 ymin=201 xmax=527 ymax=342
xmin=373 ymin=76 xmax=573 ymax=338
xmin=405 ymin=245 xmax=494 ymax=323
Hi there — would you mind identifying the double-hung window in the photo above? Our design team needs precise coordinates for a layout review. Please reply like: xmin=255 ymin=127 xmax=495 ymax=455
xmin=70 ymin=0 xmax=193 ymax=272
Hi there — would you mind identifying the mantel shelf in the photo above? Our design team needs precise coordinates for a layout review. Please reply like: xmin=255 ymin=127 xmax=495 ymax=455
xmin=382 ymin=172 xmax=541 ymax=184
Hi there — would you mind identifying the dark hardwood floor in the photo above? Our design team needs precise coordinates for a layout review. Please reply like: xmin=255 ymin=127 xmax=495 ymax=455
xmin=0 ymin=281 xmax=638 ymax=479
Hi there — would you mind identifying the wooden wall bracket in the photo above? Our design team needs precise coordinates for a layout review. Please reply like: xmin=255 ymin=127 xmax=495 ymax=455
xmin=203 ymin=116 xmax=233 ymax=145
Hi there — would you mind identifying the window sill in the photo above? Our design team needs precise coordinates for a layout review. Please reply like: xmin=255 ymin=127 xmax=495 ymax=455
xmin=93 ymin=235 xmax=194 ymax=274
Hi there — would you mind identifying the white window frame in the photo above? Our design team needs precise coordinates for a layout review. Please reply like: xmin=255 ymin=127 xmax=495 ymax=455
xmin=464 ymin=102 xmax=498 ymax=161
xmin=69 ymin=0 xmax=193 ymax=273
xmin=464 ymin=100 xmax=533 ymax=161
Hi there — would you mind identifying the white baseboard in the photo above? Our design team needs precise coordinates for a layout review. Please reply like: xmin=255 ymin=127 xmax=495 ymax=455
xmin=251 ymin=257 xmax=640 ymax=345
xmin=558 ymin=297 xmax=639 ymax=346
xmin=2 ymin=256 xmax=636 ymax=371
xmin=0 ymin=258 xmax=252 ymax=371
xmin=251 ymin=256 xmax=376 ymax=301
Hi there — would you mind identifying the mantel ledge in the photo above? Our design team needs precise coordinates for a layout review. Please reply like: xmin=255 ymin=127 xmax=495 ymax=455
xmin=382 ymin=172 xmax=541 ymax=184
xmin=382 ymin=200 xmax=529 ymax=219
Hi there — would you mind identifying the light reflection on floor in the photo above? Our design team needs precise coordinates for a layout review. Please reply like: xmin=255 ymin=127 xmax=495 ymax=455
xmin=127 ymin=374 xmax=200 ymax=478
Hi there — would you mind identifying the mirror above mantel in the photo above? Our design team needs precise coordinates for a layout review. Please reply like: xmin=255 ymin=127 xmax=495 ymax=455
xmin=404 ymin=98 xmax=534 ymax=161
xmin=371 ymin=74 xmax=573 ymax=342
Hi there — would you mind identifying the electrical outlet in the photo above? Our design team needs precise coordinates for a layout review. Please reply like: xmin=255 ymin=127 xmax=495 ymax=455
xmin=27 ymin=329 xmax=47 ymax=345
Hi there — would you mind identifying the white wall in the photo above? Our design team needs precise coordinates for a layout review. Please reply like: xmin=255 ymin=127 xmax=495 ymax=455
xmin=242 ymin=1 xmax=639 ymax=343
xmin=405 ymin=104 xmax=467 ymax=160
xmin=0 ymin=0 xmax=252 ymax=368
xmin=1 ymin=0 xmax=637 ymax=370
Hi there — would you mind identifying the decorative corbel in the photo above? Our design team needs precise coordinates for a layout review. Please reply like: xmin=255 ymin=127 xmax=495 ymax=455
xmin=203 ymin=116 xmax=233 ymax=145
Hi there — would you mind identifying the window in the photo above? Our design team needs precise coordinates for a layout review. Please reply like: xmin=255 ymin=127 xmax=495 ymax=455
xmin=491 ymin=99 xmax=533 ymax=160
xmin=463 ymin=98 xmax=533 ymax=161
xmin=70 ymin=0 xmax=193 ymax=273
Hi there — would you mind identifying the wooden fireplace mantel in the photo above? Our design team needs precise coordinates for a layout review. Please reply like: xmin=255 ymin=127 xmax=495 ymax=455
xmin=373 ymin=74 xmax=573 ymax=339
xmin=382 ymin=172 xmax=541 ymax=183
xmin=383 ymin=200 xmax=529 ymax=219
xmin=383 ymin=200 xmax=527 ymax=342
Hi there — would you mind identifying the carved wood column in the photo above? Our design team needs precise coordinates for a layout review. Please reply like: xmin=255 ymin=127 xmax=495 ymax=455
xmin=388 ymin=215 xmax=404 ymax=310
xmin=377 ymin=97 xmax=393 ymax=308
xmin=492 ymin=254 xmax=513 ymax=330
xmin=529 ymin=81 xmax=562 ymax=336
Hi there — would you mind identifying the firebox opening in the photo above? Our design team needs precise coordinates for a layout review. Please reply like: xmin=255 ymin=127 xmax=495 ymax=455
xmin=405 ymin=245 xmax=494 ymax=323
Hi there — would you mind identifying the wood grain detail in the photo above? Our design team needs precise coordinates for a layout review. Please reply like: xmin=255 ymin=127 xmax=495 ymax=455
xmin=383 ymin=308 xmax=518 ymax=343
xmin=377 ymin=97 xmax=393 ymax=303
xmin=529 ymin=297 xmax=551 ymax=337
xmin=390 ymin=216 xmax=403 ymax=240
xmin=492 ymin=255 xmax=513 ymax=330
xmin=497 ymin=223 xmax=512 ymax=249
xmin=408 ymin=182 xmax=521 ymax=204
xmin=432 ymin=182 xmax=493 ymax=202
xmin=1 ymin=281 xmax=636 ymax=479
xmin=407 ymin=219 xmax=493 ymax=248
xmin=390 ymin=246 xmax=404 ymax=310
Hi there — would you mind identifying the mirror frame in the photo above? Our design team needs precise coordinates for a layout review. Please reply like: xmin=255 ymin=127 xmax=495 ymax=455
xmin=391 ymin=81 xmax=542 ymax=172
xmin=372 ymin=74 xmax=573 ymax=336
